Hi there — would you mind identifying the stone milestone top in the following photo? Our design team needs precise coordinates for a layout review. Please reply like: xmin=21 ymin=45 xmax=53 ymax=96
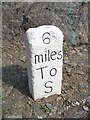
xmin=25 ymin=25 xmax=64 ymax=100
xmin=26 ymin=25 xmax=64 ymax=46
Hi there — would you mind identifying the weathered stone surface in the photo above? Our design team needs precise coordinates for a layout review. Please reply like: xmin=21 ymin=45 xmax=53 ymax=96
xmin=25 ymin=25 xmax=63 ymax=100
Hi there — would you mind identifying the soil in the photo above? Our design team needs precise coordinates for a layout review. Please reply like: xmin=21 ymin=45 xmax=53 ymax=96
xmin=2 ymin=2 xmax=90 ymax=119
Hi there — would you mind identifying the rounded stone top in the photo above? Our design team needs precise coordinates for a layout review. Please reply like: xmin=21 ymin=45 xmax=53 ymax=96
xmin=26 ymin=25 xmax=64 ymax=46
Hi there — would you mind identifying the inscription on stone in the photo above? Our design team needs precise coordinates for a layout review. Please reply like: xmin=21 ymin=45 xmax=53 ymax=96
xmin=25 ymin=25 xmax=64 ymax=100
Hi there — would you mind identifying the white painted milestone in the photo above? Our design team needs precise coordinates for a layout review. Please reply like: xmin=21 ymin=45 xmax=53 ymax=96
xmin=25 ymin=25 xmax=64 ymax=100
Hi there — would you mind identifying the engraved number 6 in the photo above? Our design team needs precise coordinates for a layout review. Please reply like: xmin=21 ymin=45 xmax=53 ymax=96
xmin=42 ymin=32 xmax=51 ymax=44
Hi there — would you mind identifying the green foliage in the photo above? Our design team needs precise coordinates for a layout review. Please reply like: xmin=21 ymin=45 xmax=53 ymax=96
xmin=67 ymin=4 xmax=75 ymax=46
xmin=40 ymin=104 xmax=50 ymax=113
xmin=2 ymin=108 xmax=8 ymax=114
xmin=63 ymin=44 xmax=69 ymax=52
xmin=0 ymin=0 xmax=2 ymax=5
xmin=0 ymin=95 xmax=4 ymax=100
xmin=71 ymin=30 xmax=75 ymax=45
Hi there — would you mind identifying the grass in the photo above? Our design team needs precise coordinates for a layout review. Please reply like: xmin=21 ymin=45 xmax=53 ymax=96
xmin=0 ymin=95 xmax=5 ymax=101
xmin=40 ymin=104 xmax=50 ymax=113
xmin=63 ymin=44 xmax=69 ymax=53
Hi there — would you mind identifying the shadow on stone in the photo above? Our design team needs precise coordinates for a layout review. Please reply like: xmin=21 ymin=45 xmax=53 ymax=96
xmin=2 ymin=65 xmax=33 ymax=99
